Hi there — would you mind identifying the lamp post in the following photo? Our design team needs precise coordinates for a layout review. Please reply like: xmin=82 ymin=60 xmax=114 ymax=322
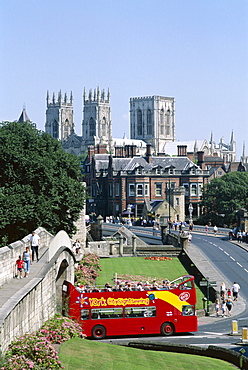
xmin=188 ymin=203 xmax=193 ymax=225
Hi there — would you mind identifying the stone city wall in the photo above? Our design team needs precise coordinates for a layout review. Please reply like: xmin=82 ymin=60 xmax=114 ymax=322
xmin=0 ymin=227 xmax=54 ymax=288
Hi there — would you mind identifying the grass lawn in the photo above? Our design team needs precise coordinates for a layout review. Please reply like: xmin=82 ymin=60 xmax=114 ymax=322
xmin=59 ymin=337 xmax=236 ymax=370
xmin=96 ymin=257 xmax=205 ymax=310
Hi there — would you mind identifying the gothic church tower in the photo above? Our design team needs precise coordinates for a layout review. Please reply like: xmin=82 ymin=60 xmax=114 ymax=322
xmin=82 ymin=87 xmax=113 ymax=152
xmin=45 ymin=90 xmax=74 ymax=140
xmin=130 ymin=95 xmax=175 ymax=154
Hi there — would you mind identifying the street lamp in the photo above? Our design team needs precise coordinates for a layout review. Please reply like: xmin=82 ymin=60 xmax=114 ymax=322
xmin=127 ymin=204 xmax=132 ymax=227
xmin=188 ymin=203 xmax=193 ymax=225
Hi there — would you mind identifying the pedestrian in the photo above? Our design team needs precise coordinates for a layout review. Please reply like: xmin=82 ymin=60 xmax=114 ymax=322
xmin=220 ymin=282 xmax=226 ymax=298
xmin=74 ymin=240 xmax=81 ymax=254
xmin=227 ymin=288 xmax=232 ymax=298
xmin=215 ymin=298 xmax=220 ymax=317
xmin=15 ymin=255 xmax=24 ymax=279
xmin=232 ymin=281 xmax=240 ymax=301
xmin=30 ymin=231 xmax=40 ymax=262
xmin=221 ymin=299 xmax=226 ymax=317
xmin=237 ymin=230 xmax=242 ymax=243
xmin=23 ymin=246 xmax=32 ymax=278
xmin=188 ymin=233 xmax=192 ymax=245
xmin=213 ymin=225 xmax=218 ymax=236
xmin=189 ymin=223 xmax=194 ymax=232
xmin=205 ymin=225 xmax=209 ymax=235
xmin=226 ymin=297 xmax=233 ymax=317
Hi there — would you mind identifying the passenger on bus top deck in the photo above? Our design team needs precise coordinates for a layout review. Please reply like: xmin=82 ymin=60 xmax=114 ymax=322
xmin=137 ymin=282 xmax=143 ymax=291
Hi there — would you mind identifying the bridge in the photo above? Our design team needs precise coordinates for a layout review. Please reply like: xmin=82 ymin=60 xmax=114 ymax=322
xmin=0 ymin=228 xmax=76 ymax=354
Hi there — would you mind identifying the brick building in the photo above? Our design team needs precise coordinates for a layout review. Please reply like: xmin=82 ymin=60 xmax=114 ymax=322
xmin=84 ymin=144 xmax=210 ymax=222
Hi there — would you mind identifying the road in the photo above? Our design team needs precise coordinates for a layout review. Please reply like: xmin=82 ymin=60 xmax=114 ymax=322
xmin=101 ymin=223 xmax=248 ymax=355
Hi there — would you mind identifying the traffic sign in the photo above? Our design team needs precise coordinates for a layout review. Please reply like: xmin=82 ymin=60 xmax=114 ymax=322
xmin=199 ymin=281 xmax=208 ymax=286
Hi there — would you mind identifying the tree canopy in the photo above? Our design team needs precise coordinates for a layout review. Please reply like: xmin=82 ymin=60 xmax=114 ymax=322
xmin=0 ymin=121 xmax=86 ymax=247
xmin=200 ymin=171 xmax=248 ymax=227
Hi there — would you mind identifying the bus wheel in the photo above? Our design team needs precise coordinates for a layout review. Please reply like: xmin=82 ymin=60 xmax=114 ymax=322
xmin=161 ymin=322 xmax=174 ymax=336
xmin=92 ymin=325 xmax=106 ymax=339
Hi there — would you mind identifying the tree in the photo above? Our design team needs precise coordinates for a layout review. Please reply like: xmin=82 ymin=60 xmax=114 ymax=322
xmin=200 ymin=172 xmax=248 ymax=227
xmin=0 ymin=121 xmax=87 ymax=247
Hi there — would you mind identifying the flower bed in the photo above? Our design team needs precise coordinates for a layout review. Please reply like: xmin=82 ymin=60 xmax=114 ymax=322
xmin=143 ymin=256 xmax=172 ymax=261
xmin=1 ymin=315 xmax=83 ymax=370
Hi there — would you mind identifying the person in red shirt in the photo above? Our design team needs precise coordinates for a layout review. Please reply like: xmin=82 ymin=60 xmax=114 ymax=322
xmin=16 ymin=255 xmax=24 ymax=279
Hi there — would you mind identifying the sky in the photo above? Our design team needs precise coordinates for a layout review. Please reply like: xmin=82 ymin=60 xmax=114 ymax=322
xmin=0 ymin=0 xmax=247 ymax=158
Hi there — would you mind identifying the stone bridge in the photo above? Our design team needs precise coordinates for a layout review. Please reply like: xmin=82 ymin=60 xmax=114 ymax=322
xmin=0 ymin=227 xmax=76 ymax=354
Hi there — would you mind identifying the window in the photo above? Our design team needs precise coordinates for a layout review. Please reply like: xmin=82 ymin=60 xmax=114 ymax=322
xmin=115 ymin=183 xmax=120 ymax=197
xmin=144 ymin=184 xmax=149 ymax=196
xmin=191 ymin=184 xmax=197 ymax=196
xmin=64 ymin=119 xmax=70 ymax=139
xmin=160 ymin=109 xmax=164 ymax=135
xmin=102 ymin=117 xmax=106 ymax=136
xmin=137 ymin=184 xmax=143 ymax=196
xmin=147 ymin=109 xmax=152 ymax=135
xmin=182 ymin=305 xmax=194 ymax=316
xmin=124 ymin=306 xmax=156 ymax=318
xmin=92 ymin=184 xmax=96 ymax=197
xmin=52 ymin=120 xmax=59 ymax=139
xmin=109 ymin=183 xmax=113 ymax=197
xmin=129 ymin=184 xmax=135 ymax=197
xmin=137 ymin=110 xmax=143 ymax=136
xmin=169 ymin=168 xmax=174 ymax=175
xmin=176 ymin=197 xmax=179 ymax=206
xmin=155 ymin=183 xmax=162 ymax=196
xmin=198 ymin=184 xmax=203 ymax=196
xmin=183 ymin=183 xmax=189 ymax=196
xmin=115 ymin=204 xmax=119 ymax=212
xmin=156 ymin=167 xmax=161 ymax=175
xmin=89 ymin=117 xmax=96 ymax=137
xmin=81 ymin=310 xmax=89 ymax=320
xmin=137 ymin=167 xmax=142 ymax=175
xmin=91 ymin=308 xmax=122 ymax=319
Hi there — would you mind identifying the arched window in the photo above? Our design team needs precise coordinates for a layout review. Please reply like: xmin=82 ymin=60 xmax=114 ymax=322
xmin=137 ymin=110 xmax=142 ymax=136
xmin=64 ymin=119 xmax=70 ymax=139
xmin=102 ymin=117 xmax=106 ymax=137
xmin=160 ymin=109 xmax=164 ymax=135
xmin=52 ymin=120 xmax=59 ymax=139
xmin=147 ymin=109 xmax=152 ymax=135
xmin=89 ymin=117 xmax=96 ymax=137
xmin=166 ymin=111 xmax=170 ymax=136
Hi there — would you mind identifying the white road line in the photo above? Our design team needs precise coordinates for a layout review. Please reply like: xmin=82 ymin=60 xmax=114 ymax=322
xmin=230 ymin=256 xmax=235 ymax=261
xmin=219 ymin=247 xmax=223 ymax=251
xmin=212 ymin=244 xmax=217 ymax=247
xmin=237 ymin=262 xmax=243 ymax=267
xmin=244 ymin=269 xmax=248 ymax=273
xmin=224 ymin=251 xmax=229 ymax=256
xmin=203 ymin=332 xmax=227 ymax=336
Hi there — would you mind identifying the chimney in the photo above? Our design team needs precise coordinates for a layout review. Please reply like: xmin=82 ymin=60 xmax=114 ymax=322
xmin=97 ymin=144 xmax=107 ymax=154
xmin=124 ymin=145 xmax=137 ymax=158
xmin=177 ymin=145 xmax=187 ymax=156
xmin=146 ymin=144 xmax=152 ymax=163
xmin=115 ymin=146 xmax=124 ymax=158
xmin=197 ymin=151 xmax=205 ymax=169
xmin=88 ymin=145 xmax=95 ymax=163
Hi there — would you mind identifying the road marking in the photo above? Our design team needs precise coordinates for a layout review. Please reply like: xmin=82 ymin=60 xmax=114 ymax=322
xmin=213 ymin=244 xmax=217 ymax=247
xmin=219 ymin=247 xmax=223 ymax=251
xmin=224 ymin=251 xmax=229 ymax=256
xmin=203 ymin=331 xmax=226 ymax=336
xmin=244 ymin=269 xmax=248 ymax=273
xmin=237 ymin=262 xmax=243 ymax=267
xmin=230 ymin=256 xmax=235 ymax=261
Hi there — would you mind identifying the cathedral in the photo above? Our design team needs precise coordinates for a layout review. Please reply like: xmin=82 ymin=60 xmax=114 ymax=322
xmin=44 ymin=88 xmax=237 ymax=162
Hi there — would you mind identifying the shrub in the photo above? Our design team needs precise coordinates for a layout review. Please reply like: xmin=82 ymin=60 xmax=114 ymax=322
xmin=75 ymin=253 xmax=101 ymax=286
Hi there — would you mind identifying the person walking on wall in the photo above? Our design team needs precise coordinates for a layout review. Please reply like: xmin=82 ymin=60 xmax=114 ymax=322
xmin=16 ymin=255 xmax=24 ymax=279
xmin=23 ymin=246 xmax=32 ymax=278
xmin=30 ymin=231 xmax=40 ymax=262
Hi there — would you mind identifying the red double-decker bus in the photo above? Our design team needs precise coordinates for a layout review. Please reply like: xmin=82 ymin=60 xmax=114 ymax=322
xmin=62 ymin=275 xmax=198 ymax=339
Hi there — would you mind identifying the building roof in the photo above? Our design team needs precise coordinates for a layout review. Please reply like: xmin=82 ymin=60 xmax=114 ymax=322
xmin=162 ymin=140 xmax=208 ymax=155
xmin=113 ymin=137 xmax=147 ymax=148
xmin=17 ymin=108 xmax=30 ymax=123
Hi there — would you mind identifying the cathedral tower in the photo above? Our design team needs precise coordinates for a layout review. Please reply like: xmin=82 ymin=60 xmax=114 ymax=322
xmin=45 ymin=90 xmax=74 ymax=140
xmin=130 ymin=95 xmax=175 ymax=154
xmin=82 ymin=87 xmax=113 ymax=152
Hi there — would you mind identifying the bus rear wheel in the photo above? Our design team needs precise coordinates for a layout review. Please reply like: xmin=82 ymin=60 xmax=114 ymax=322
xmin=92 ymin=325 xmax=106 ymax=339
xmin=161 ymin=322 xmax=174 ymax=336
